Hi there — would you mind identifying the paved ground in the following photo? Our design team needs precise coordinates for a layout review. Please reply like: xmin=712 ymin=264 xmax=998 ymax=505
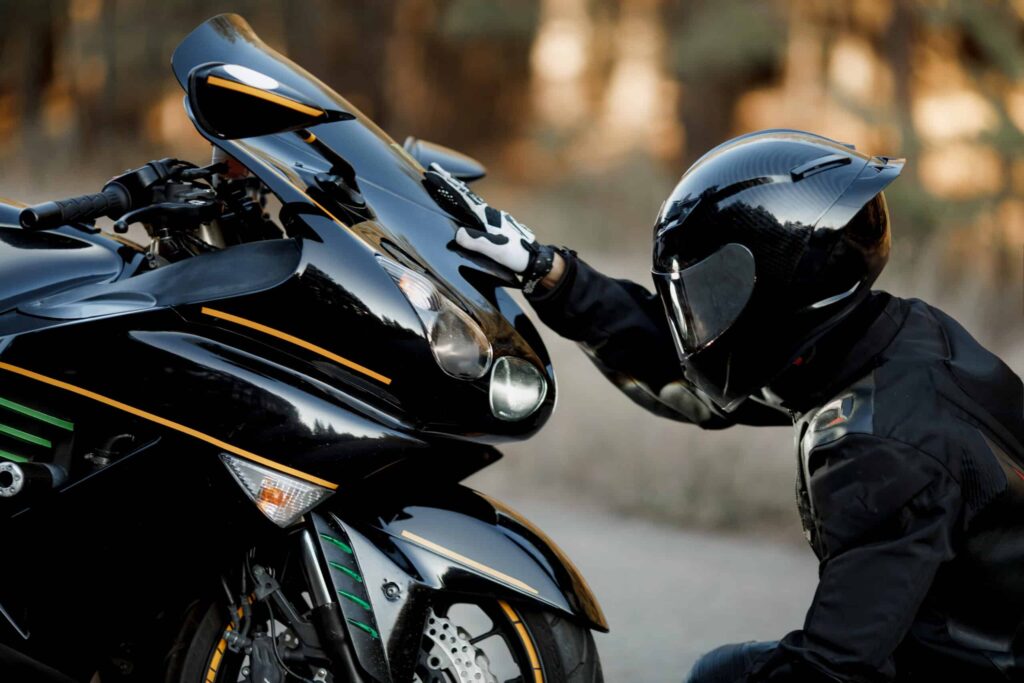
xmin=502 ymin=498 xmax=819 ymax=682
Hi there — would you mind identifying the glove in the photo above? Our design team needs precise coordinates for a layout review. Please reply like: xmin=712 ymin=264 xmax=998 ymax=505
xmin=423 ymin=162 xmax=557 ymax=291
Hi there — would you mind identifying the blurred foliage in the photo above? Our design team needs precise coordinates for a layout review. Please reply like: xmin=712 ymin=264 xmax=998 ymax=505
xmin=668 ymin=0 xmax=786 ymax=81
xmin=439 ymin=0 xmax=540 ymax=39
xmin=927 ymin=0 xmax=1024 ymax=79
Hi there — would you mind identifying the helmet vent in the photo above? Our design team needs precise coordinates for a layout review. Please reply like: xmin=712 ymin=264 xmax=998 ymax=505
xmin=790 ymin=153 xmax=852 ymax=181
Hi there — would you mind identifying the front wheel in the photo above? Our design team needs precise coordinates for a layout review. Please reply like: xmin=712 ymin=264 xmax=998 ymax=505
xmin=167 ymin=597 xmax=602 ymax=683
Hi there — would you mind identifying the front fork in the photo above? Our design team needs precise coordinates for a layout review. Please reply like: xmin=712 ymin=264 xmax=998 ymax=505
xmin=296 ymin=529 xmax=368 ymax=683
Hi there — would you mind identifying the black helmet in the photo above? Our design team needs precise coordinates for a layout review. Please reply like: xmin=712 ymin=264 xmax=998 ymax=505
xmin=651 ymin=129 xmax=903 ymax=411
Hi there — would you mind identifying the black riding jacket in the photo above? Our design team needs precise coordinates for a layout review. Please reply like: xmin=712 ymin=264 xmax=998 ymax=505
xmin=527 ymin=253 xmax=1024 ymax=682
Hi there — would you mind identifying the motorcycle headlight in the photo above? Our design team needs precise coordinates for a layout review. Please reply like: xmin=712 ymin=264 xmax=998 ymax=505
xmin=489 ymin=356 xmax=548 ymax=421
xmin=378 ymin=256 xmax=493 ymax=379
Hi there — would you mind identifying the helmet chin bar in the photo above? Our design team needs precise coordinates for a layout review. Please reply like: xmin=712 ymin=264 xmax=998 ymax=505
xmin=683 ymin=283 xmax=876 ymax=414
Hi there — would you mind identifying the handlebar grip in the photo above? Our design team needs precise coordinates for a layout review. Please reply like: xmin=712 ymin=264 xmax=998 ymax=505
xmin=19 ymin=185 xmax=130 ymax=231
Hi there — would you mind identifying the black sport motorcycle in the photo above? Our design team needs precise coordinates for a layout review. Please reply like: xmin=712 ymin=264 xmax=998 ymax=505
xmin=0 ymin=14 xmax=605 ymax=683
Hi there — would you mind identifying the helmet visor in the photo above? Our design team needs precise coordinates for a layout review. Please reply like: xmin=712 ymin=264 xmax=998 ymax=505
xmin=652 ymin=243 xmax=756 ymax=355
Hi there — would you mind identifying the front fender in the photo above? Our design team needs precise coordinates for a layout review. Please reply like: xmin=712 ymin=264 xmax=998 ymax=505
xmin=310 ymin=485 xmax=607 ymax=683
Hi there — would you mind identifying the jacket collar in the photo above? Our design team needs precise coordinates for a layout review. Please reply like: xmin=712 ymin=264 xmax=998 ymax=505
xmin=766 ymin=292 xmax=908 ymax=415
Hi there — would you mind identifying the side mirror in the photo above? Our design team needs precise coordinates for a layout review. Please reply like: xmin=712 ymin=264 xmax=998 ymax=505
xmin=188 ymin=63 xmax=350 ymax=139
xmin=404 ymin=137 xmax=486 ymax=182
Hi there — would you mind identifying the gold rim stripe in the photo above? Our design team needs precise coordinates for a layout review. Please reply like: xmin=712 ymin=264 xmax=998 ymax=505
xmin=498 ymin=600 xmax=544 ymax=683
xmin=301 ymin=130 xmax=317 ymax=143
xmin=206 ymin=604 xmax=245 ymax=683
xmin=399 ymin=530 xmax=539 ymax=595
xmin=206 ymin=75 xmax=325 ymax=118
xmin=0 ymin=361 xmax=338 ymax=491
xmin=201 ymin=307 xmax=391 ymax=386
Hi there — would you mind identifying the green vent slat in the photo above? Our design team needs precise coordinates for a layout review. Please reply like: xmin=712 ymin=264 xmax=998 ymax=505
xmin=0 ymin=449 xmax=28 ymax=463
xmin=320 ymin=534 xmax=354 ymax=554
xmin=0 ymin=396 xmax=73 ymax=431
xmin=337 ymin=590 xmax=371 ymax=610
xmin=346 ymin=618 xmax=379 ymax=639
xmin=0 ymin=423 xmax=51 ymax=448
xmin=328 ymin=561 xmax=363 ymax=583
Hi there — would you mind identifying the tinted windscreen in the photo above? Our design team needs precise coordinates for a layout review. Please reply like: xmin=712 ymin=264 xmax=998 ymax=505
xmin=653 ymin=243 xmax=756 ymax=354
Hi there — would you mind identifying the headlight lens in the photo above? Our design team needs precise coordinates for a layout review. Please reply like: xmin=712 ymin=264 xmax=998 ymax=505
xmin=378 ymin=256 xmax=492 ymax=379
xmin=221 ymin=454 xmax=333 ymax=527
xmin=489 ymin=356 xmax=548 ymax=421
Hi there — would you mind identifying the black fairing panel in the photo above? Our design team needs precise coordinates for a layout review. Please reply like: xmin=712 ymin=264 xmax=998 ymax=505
xmin=12 ymin=238 xmax=301 ymax=324
xmin=0 ymin=227 xmax=123 ymax=314
xmin=0 ymin=308 xmax=431 ymax=491
xmin=0 ymin=198 xmax=25 ymax=227
xmin=313 ymin=487 xmax=607 ymax=682
xmin=0 ymin=432 xmax=273 ymax=671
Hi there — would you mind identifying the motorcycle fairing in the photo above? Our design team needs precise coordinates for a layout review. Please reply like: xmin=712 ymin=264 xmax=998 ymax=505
xmin=0 ymin=227 xmax=124 ymax=316
xmin=312 ymin=486 xmax=608 ymax=682
xmin=170 ymin=14 xmax=554 ymax=382
xmin=9 ymin=238 xmax=301 ymax=325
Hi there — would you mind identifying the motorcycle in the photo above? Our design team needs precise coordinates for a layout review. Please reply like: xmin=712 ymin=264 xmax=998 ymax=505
xmin=0 ymin=14 xmax=606 ymax=683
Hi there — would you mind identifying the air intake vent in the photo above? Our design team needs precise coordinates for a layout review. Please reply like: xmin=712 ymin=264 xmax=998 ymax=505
xmin=0 ymin=395 xmax=74 ymax=464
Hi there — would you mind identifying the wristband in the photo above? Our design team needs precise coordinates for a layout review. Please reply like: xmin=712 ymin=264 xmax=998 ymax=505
xmin=521 ymin=244 xmax=556 ymax=294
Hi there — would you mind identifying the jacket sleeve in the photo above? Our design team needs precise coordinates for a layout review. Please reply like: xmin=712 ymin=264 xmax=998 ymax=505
xmin=526 ymin=251 xmax=789 ymax=428
xmin=747 ymin=434 xmax=962 ymax=683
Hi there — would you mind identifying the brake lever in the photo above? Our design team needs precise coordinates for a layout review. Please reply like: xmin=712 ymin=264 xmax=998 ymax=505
xmin=112 ymin=200 xmax=221 ymax=233
xmin=179 ymin=162 xmax=228 ymax=182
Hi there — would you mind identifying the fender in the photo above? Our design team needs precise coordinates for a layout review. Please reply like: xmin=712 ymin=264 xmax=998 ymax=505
xmin=309 ymin=485 xmax=607 ymax=683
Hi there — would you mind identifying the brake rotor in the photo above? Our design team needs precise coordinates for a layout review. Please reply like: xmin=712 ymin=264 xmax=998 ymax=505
xmin=415 ymin=607 xmax=498 ymax=683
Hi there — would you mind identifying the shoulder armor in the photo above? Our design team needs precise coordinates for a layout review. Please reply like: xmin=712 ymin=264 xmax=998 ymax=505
xmin=802 ymin=378 xmax=875 ymax=455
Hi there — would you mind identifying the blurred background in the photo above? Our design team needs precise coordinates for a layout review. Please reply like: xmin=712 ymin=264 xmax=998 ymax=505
xmin=2 ymin=0 xmax=1023 ymax=536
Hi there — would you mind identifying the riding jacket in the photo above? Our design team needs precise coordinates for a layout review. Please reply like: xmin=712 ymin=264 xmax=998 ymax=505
xmin=527 ymin=252 xmax=1024 ymax=682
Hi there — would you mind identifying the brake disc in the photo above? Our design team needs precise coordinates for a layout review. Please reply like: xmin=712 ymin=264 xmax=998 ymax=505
xmin=415 ymin=607 xmax=498 ymax=683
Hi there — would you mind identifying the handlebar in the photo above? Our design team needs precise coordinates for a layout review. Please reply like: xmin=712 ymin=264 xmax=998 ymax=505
xmin=19 ymin=184 xmax=131 ymax=231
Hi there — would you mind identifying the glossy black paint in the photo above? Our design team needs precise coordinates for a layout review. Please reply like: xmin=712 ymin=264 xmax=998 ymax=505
xmin=0 ymin=14 xmax=597 ymax=682
xmin=188 ymin=62 xmax=352 ymax=140
xmin=0 ymin=227 xmax=123 ymax=314
xmin=652 ymin=129 xmax=901 ymax=409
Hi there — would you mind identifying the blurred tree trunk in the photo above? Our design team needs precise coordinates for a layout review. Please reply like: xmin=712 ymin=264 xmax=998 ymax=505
xmin=386 ymin=0 xmax=539 ymax=152
xmin=284 ymin=1 xmax=395 ymax=123
xmin=8 ymin=0 xmax=65 ymax=160
xmin=663 ymin=0 xmax=784 ymax=164
xmin=884 ymin=0 xmax=917 ymax=183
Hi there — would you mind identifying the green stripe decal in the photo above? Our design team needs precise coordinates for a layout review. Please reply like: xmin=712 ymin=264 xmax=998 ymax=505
xmin=320 ymin=534 xmax=354 ymax=554
xmin=0 ymin=423 xmax=51 ymax=448
xmin=0 ymin=449 xmax=28 ymax=463
xmin=346 ymin=618 xmax=379 ymax=639
xmin=337 ymin=590 xmax=371 ymax=610
xmin=0 ymin=396 xmax=73 ymax=431
xmin=328 ymin=561 xmax=363 ymax=583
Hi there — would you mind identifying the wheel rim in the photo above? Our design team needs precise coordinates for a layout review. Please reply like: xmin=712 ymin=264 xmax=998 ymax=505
xmin=414 ymin=599 xmax=543 ymax=683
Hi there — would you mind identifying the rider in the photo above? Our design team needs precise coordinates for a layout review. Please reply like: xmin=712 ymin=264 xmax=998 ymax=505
xmin=423 ymin=129 xmax=1024 ymax=682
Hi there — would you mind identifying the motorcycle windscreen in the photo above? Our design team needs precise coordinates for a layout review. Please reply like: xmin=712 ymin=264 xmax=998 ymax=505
xmin=170 ymin=14 xmax=431 ymax=202
xmin=171 ymin=14 xmax=353 ymax=122
xmin=652 ymin=243 xmax=756 ymax=356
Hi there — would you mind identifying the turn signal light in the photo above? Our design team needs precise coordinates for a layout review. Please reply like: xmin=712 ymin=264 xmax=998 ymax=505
xmin=220 ymin=454 xmax=333 ymax=527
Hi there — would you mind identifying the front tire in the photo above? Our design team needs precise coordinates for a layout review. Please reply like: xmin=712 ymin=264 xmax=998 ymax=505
xmin=514 ymin=603 xmax=603 ymax=683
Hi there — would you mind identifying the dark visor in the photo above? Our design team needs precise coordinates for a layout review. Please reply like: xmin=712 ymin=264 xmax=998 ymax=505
xmin=653 ymin=243 xmax=756 ymax=355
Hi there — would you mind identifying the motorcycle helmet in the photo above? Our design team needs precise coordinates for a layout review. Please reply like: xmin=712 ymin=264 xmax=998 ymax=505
xmin=651 ymin=129 xmax=903 ymax=411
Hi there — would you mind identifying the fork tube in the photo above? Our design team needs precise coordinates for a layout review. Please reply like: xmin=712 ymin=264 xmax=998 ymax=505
xmin=298 ymin=529 xmax=368 ymax=683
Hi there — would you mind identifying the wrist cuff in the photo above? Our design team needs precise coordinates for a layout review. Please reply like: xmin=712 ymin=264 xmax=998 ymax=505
xmin=526 ymin=247 xmax=576 ymax=303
